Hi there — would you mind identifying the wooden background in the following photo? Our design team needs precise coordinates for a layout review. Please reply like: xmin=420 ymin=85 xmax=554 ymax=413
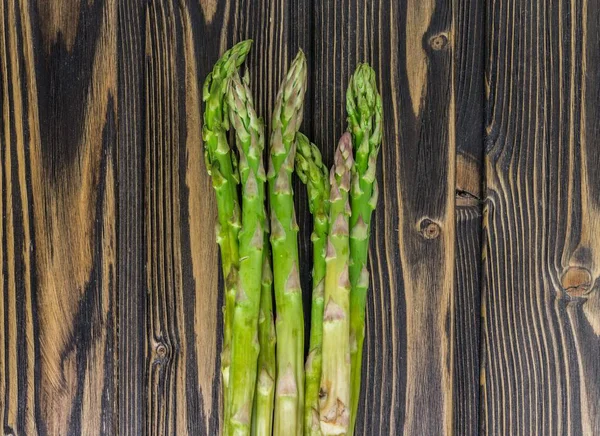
xmin=1 ymin=0 xmax=599 ymax=434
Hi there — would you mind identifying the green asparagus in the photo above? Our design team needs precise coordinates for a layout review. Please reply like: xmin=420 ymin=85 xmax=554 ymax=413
xmin=251 ymin=239 xmax=276 ymax=436
xmin=202 ymin=40 xmax=252 ymax=435
xmin=226 ymin=70 xmax=268 ymax=435
xmin=296 ymin=133 xmax=330 ymax=435
xmin=319 ymin=133 xmax=354 ymax=435
xmin=268 ymin=51 xmax=308 ymax=436
xmin=346 ymin=64 xmax=383 ymax=435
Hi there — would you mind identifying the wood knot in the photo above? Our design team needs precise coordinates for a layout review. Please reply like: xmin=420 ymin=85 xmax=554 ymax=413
xmin=561 ymin=267 xmax=592 ymax=297
xmin=156 ymin=344 xmax=168 ymax=358
xmin=419 ymin=218 xmax=441 ymax=239
xmin=429 ymin=33 xmax=449 ymax=51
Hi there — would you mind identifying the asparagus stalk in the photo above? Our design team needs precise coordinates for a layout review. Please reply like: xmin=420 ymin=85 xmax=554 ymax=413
xmin=319 ymin=133 xmax=354 ymax=435
xmin=226 ymin=70 xmax=268 ymax=435
xmin=268 ymin=51 xmax=308 ymax=436
xmin=202 ymin=40 xmax=252 ymax=434
xmin=296 ymin=133 xmax=330 ymax=435
xmin=346 ymin=64 xmax=383 ymax=435
xmin=251 ymin=239 xmax=276 ymax=436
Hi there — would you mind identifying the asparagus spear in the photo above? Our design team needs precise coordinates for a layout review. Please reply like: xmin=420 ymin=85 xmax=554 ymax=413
xmin=296 ymin=133 xmax=330 ymax=435
xmin=202 ymin=40 xmax=252 ymax=434
xmin=346 ymin=64 xmax=383 ymax=435
xmin=268 ymin=51 xmax=308 ymax=436
xmin=251 ymin=239 xmax=276 ymax=436
xmin=319 ymin=133 xmax=354 ymax=435
xmin=226 ymin=70 xmax=268 ymax=435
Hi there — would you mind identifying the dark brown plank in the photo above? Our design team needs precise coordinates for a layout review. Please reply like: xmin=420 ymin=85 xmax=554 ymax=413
xmin=182 ymin=2 xmax=232 ymax=431
xmin=455 ymin=0 xmax=484 ymax=200
xmin=454 ymin=0 xmax=484 ymax=433
xmin=311 ymin=0 xmax=456 ymax=434
xmin=455 ymin=204 xmax=482 ymax=436
xmin=144 ymin=5 xmax=184 ymax=432
xmin=0 ymin=3 xmax=37 ymax=432
xmin=482 ymin=0 xmax=600 ymax=433
xmin=117 ymin=0 xmax=146 ymax=434
xmin=1 ymin=0 xmax=118 ymax=433
xmin=144 ymin=1 xmax=216 ymax=433
xmin=141 ymin=0 xmax=249 ymax=433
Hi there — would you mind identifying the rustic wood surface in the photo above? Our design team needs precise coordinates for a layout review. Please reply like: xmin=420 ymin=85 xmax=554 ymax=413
xmin=0 ymin=0 xmax=598 ymax=435
xmin=481 ymin=0 xmax=600 ymax=434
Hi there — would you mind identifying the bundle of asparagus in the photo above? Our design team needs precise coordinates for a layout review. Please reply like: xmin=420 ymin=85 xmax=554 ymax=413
xmin=202 ymin=42 xmax=381 ymax=436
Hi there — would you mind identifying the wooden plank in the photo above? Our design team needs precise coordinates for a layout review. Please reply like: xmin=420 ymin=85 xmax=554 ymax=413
xmin=482 ymin=0 xmax=600 ymax=433
xmin=181 ymin=1 xmax=231 ymax=432
xmin=311 ymin=0 xmax=456 ymax=433
xmin=0 ymin=3 xmax=37 ymax=432
xmin=454 ymin=0 xmax=484 ymax=433
xmin=144 ymin=5 xmax=184 ymax=432
xmin=117 ymin=0 xmax=146 ymax=434
xmin=0 ymin=0 xmax=118 ymax=433
xmin=455 ymin=0 xmax=484 ymax=200
xmin=454 ymin=204 xmax=482 ymax=436
xmin=142 ymin=0 xmax=245 ymax=433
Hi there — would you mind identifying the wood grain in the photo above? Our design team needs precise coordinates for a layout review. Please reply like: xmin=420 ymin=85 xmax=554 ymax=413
xmin=482 ymin=0 xmax=600 ymax=433
xmin=144 ymin=2 xmax=185 ymax=433
xmin=117 ymin=0 xmax=146 ymax=434
xmin=454 ymin=0 xmax=484 ymax=433
xmin=141 ymin=0 xmax=234 ymax=433
xmin=1 ymin=0 xmax=118 ymax=433
xmin=455 ymin=205 xmax=482 ymax=436
xmin=455 ymin=0 xmax=484 ymax=200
